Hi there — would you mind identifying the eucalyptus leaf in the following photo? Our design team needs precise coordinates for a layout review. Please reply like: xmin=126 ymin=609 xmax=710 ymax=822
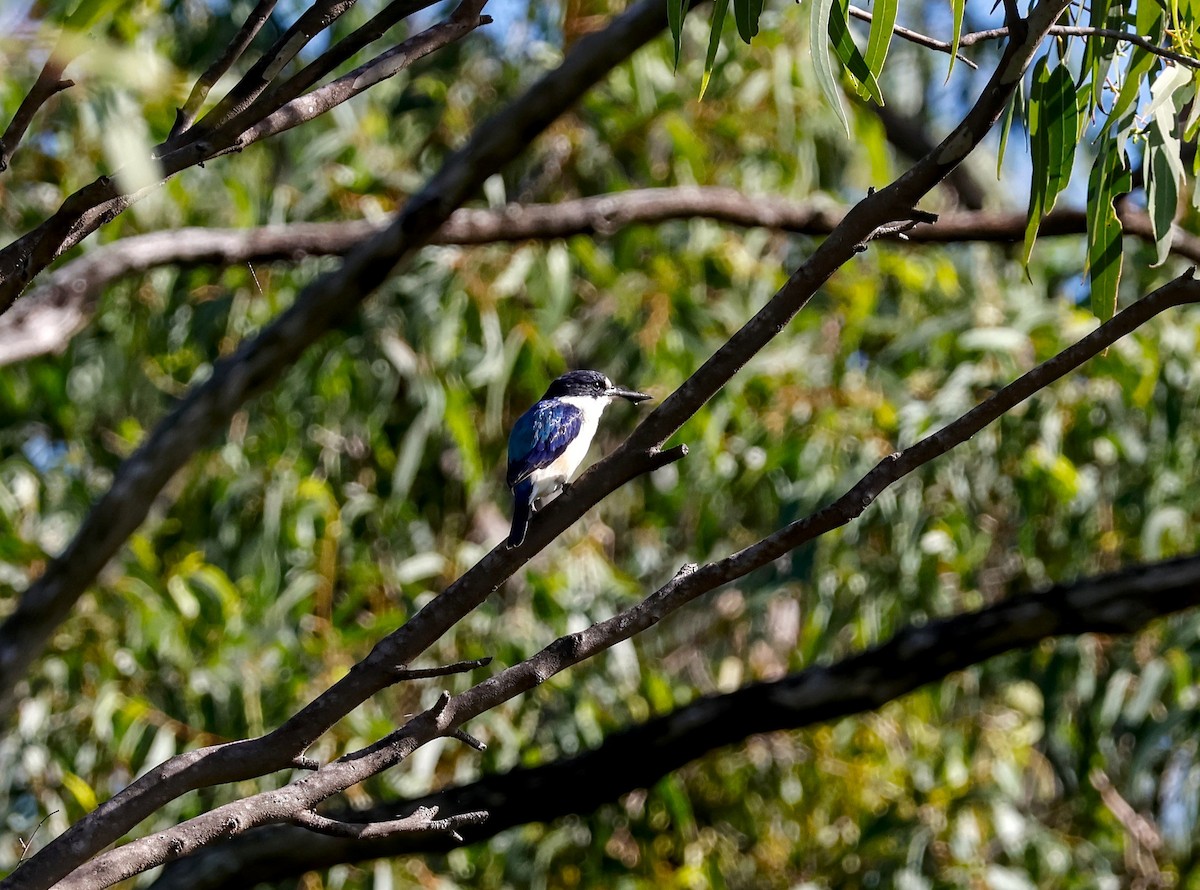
xmin=810 ymin=0 xmax=849 ymax=134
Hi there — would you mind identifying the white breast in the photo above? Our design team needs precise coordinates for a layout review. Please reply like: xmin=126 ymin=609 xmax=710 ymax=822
xmin=527 ymin=395 xmax=608 ymax=503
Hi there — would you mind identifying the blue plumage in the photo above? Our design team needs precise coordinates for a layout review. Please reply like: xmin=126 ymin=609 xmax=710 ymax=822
xmin=507 ymin=401 xmax=585 ymax=488
xmin=505 ymin=370 xmax=650 ymax=548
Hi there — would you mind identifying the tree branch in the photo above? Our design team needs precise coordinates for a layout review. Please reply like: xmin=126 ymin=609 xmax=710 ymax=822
xmin=292 ymin=805 xmax=489 ymax=841
xmin=0 ymin=34 xmax=76 ymax=173
xmin=151 ymin=552 xmax=1200 ymax=889
xmin=49 ymin=689 xmax=465 ymax=889
xmin=959 ymin=24 xmax=1200 ymax=70
xmin=11 ymin=191 xmax=1189 ymax=368
xmin=199 ymin=0 xmax=441 ymax=149
xmin=233 ymin=11 xmax=492 ymax=147
xmin=847 ymin=5 xmax=978 ymax=70
xmin=168 ymin=0 xmax=281 ymax=139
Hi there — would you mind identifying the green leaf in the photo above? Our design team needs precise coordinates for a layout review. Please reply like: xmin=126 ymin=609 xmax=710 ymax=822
xmin=810 ymin=0 xmax=849 ymax=134
xmin=948 ymin=0 xmax=966 ymax=78
xmin=1087 ymin=136 xmax=1131 ymax=322
xmin=863 ymin=0 xmax=897 ymax=84
xmin=667 ymin=0 xmax=687 ymax=69
xmin=1103 ymin=4 xmax=1163 ymax=130
xmin=1023 ymin=59 xmax=1078 ymax=267
xmin=829 ymin=0 xmax=884 ymax=104
xmin=700 ymin=0 xmax=731 ymax=98
xmin=996 ymin=80 xmax=1023 ymax=179
xmin=733 ymin=0 xmax=763 ymax=44
xmin=1145 ymin=64 xmax=1189 ymax=263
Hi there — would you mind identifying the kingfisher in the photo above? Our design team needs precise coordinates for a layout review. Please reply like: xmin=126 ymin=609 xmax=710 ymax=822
xmin=506 ymin=369 xmax=651 ymax=548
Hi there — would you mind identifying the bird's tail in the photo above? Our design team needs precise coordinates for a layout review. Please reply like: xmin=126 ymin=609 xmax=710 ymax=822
xmin=507 ymin=479 xmax=534 ymax=548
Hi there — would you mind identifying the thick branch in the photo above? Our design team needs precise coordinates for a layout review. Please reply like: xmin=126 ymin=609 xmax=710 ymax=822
xmin=152 ymin=552 xmax=1200 ymax=889
xmin=0 ymin=1 xmax=697 ymax=886
xmin=10 ymin=193 xmax=1189 ymax=368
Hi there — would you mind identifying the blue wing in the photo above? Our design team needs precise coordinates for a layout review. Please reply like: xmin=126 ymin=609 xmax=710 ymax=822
xmin=507 ymin=400 xmax=584 ymax=489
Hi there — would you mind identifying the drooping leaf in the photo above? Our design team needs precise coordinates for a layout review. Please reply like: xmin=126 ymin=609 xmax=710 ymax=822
xmin=810 ymin=0 xmax=849 ymax=134
xmin=667 ymin=0 xmax=687 ymax=69
xmin=1087 ymin=136 xmax=1132 ymax=322
xmin=734 ymin=0 xmax=764 ymax=44
xmin=996 ymin=79 xmax=1024 ymax=178
xmin=1103 ymin=3 xmax=1163 ymax=131
xmin=1145 ymin=64 xmax=1190 ymax=263
xmin=1023 ymin=59 xmax=1079 ymax=267
xmin=863 ymin=0 xmax=897 ymax=84
xmin=700 ymin=0 xmax=731 ymax=98
xmin=948 ymin=0 xmax=966 ymax=78
xmin=1080 ymin=0 xmax=1121 ymax=102
xmin=829 ymin=0 xmax=884 ymax=104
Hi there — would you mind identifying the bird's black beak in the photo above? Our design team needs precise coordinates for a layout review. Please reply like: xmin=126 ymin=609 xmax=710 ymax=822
xmin=609 ymin=385 xmax=652 ymax=403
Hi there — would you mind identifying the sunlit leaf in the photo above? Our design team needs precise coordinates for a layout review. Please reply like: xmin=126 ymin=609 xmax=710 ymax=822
xmin=1023 ymin=59 xmax=1078 ymax=267
xmin=668 ymin=0 xmax=688 ymax=69
xmin=829 ymin=0 xmax=883 ymax=104
xmin=996 ymin=80 xmax=1023 ymax=178
xmin=1146 ymin=65 xmax=1189 ymax=264
xmin=1087 ymin=135 xmax=1131 ymax=322
xmin=863 ymin=0 xmax=897 ymax=84
xmin=700 ymin=0 xmax=731 ymax=98
xmin=948 ymin=0 xmax=965 ymax=77
xmin=810 ymin=0 xmax=849 ymax=134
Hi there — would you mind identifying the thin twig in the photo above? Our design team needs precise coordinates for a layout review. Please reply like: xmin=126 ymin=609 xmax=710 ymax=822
xmin=292 ymin=806 xmax=488 ymax=841
xmin=208 ymin=0 xmax=439 ymax=146
xmin=169 ymin=0 xmax=281 ymax=139
xmin=16 ymin=811 xmax=58 ymax=864
xmin=848 ymin=6 xmax=978 ymax=70
xmin=960 ymin=24 xmax=1200 ymax=70
xmin=392 ymin=657 xmax=493 ymax=681
xmin=0 ymin=33 xmax=77 ymax=172
xmin=233 ymin=12 xmax=492 ymax=147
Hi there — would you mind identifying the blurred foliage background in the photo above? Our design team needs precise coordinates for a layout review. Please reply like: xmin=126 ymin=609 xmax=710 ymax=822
xmin=3 ymin=0 xmax=1200 ymax=887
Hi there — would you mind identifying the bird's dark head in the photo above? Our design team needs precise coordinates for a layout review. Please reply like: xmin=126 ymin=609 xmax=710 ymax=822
xmin=543 ymin=369 xmax=651 ymax=403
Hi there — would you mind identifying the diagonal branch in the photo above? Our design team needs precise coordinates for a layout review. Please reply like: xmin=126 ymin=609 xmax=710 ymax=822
xmin=0 ymin=34 xmax=77 ymax=173
xmin=168 ymin=0 xmax=281 ymax=139
xmin=233 ymin=11 xmax=492 ymax=147
xmin=181 ymin=0 xmax=361 ymax=141
xmin=202 ymin=0 xmax=441 ymax=149
xmin=151 ymin=552 xmax=1200 ymax=889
